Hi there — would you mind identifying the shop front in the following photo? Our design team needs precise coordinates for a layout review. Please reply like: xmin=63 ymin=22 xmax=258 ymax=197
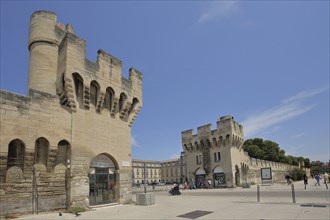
xmin=213 ymin=166 xmax=226 ymax=188
xmin=89 ymin=154 xmax=117 ymax=206
xmin=195 ymin=168 xmax=206 ymax=188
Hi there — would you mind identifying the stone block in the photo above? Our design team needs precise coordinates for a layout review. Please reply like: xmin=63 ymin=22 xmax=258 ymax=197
xmin=242 ymin=183 xmax=250 ymax=188
xmin=136 ymin=193 xmax=155 ymax=206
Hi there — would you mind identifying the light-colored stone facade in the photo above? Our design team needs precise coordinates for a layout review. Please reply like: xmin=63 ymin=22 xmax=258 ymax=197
xmin=182 ymin=116 xmax=297 ymax=188
xmin=132 ymin=157 xmax=186 ymax=185
xmin=0 ymin=10 xmax=142 ymax=216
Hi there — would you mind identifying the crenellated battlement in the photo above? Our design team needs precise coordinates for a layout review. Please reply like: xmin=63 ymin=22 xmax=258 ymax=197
xmin=182 ymin=115 xmax=244 ymax=152
xmin=28 ymin=10 xmax=143 ymax=126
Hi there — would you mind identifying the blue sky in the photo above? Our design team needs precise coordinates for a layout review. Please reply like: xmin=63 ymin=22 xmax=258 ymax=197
xmin=1 ymin=1 xmax=329 ymax=162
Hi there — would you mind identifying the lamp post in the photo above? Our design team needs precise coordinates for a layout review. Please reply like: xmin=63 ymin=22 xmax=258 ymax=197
xmin=143 ymin=162 xmax=147 ymax=193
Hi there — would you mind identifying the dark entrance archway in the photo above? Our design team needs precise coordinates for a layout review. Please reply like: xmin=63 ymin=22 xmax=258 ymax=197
xmin=213 ymin=166 xmax=226 ymax=188
xmin=195 ymin=168 xmax=206 ymax=188
xmin=89 ymin=154 xmax=117 ymax=206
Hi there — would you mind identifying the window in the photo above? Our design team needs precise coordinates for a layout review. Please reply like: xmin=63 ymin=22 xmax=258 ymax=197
xmin=73 ymin=73 xmax=84 ymax=108
xmin=7 ymin=139 xmax=25 ymax=169
xmin=35 ymin=137 xmax=49 ymax=166
xmin=57 ymin=140 xmax=70 ymax=166
xmin=104 ymin=87 xmax=114 ymax=111
xmin=128 ymin=98 xmax=139 ymax=116
xmin=214 ymin=152 xmax=221 ymax=162
xmin=196 ymin=155 xmax=202 ymax=164
xmin=119 ymin=93 xmax=127 ymax=112
xmin=90 ymin=81 xmax=99 ymax=107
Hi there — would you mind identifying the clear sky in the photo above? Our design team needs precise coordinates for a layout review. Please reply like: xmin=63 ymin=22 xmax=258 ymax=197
xmin=1 ymin=1 xmax=329 ymax=162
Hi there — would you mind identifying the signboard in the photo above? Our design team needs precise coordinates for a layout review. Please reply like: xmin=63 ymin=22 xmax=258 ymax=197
xmin=122 ymin=161 xmax=130 ymax=167
xmin=261 ymin=167 xmax=272 ymax=180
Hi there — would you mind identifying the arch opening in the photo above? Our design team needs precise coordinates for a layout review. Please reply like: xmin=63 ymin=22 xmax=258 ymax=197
xmin=89 ymin=154 xmax=118 ymax=205
xmin=213 ymin=166 xmax=226 ymax=188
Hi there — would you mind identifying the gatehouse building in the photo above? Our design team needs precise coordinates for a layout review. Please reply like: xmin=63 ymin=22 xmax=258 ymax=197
xmin=181 ymin=116 xmax=297 ymax=188
xmin=0 ymin=10 xmax=142 ymax=216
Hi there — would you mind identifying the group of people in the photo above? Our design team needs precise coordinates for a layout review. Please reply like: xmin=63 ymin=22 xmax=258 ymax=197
xmin=312 ymin=173 xmax=329 ymax=189
xmin=286 ymin=172 xmax=329 ymax=190
xmin=302 ymin=172 xmax=329 ymax=190
xmin=183 ymin=179 xmax=214 ymax=190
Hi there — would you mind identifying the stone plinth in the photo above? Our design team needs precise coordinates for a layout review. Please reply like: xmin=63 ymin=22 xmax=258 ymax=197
xmin=136 ymin=193 xmax=155 ymax=206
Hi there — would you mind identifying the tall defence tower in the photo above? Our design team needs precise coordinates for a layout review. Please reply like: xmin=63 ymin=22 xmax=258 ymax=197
xmin=28 ymin=11 xmax=62 ymax=95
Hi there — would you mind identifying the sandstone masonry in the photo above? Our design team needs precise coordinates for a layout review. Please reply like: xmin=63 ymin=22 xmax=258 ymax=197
xmin=0 ymin=10 xmax=142 ymax=217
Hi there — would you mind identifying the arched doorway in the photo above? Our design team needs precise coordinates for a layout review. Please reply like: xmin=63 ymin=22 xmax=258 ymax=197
xmin=213 ymin=166 xmax=225 ymax=188
xmin=89 ymin=154 xmax=117 ymax=205
xmin=195 ymin=168 xmax=206 ymax=188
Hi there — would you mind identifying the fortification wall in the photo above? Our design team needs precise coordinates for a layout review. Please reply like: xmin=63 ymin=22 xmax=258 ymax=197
xmin=182 ymin=116 xmax=299 ymax=187
xmin=1 ymin=10 xmax=143 ymax=216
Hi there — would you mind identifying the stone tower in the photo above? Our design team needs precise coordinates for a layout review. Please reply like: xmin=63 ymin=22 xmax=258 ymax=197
xmin=181 ymin=116 xmax=244 ymax=187
xmin=0 ymin=10 xmax=142 ymax=215
xmin=28 ymin=11 xmax=59 ymax=95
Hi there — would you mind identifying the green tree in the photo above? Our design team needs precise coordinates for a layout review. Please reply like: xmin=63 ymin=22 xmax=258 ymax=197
xmin=289 ymin=168 xmax=306 ymax=181
xmin=243 ymin=138 xmax=311 ymax=166
xmin=304 ymin=158 xmax=311 ymax=168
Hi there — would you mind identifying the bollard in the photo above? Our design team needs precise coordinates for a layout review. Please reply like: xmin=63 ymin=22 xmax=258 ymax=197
xmin=291 ymin=183 xmax=296 ymax=203
xmin=257 ymin=185 xmax=260 ymax=202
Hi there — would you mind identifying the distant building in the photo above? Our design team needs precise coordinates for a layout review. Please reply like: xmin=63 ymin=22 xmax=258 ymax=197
xmin=132 ymin=116 xmax=298 ymax=188
xmin=132 ymin=157 xmax=187 ymax=185
xmin=0 ymin=10 xmax=142 ymax=216
xmin=182 ymin=116 xmax=297 ymax=187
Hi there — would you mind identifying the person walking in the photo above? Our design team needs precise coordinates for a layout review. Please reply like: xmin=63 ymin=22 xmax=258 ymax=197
xmin=207 ymin=179 xmax=213 ymax=189
xmin=303 ymin=174 xmax=308 ymax=190
xmin=184 ymin=181 xmax=188 ymax=190
xmin=190 ymin=178 xmax=196 ymax=190
xmin=314 ymin=174 xmax=321 ymax=186
xmin=322 ymin=173 xmax=329 ymax=190
xmin=285 ymin=175 xmax=291 ymax=185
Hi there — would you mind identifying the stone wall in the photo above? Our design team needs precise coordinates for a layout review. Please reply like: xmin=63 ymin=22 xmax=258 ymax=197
xmin=181 ymin=116 xmax=299 ymax=188
xmin=0 ymin=164 xmax=67 ymax=216
xmin=0 ymin=10 xmax=142 ymax=217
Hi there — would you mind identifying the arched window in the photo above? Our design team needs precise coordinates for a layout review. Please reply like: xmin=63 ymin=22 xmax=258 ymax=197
xmin=7 ymin=139 xmax=25 ymax=169
xmin=128 ymin=97 xmax=139 ymax=115
xmin=225 ymin=134 xmax=230 ymax=146
xmin=35 ymin=137 xmax=49 ymax=166
xmin=104 ymin=87 xmax=114 ymax=111
xmin=73 ymin=73 xmax=84 ymax=108
xmin=213 ymin=137 xmax=218 ymax=148
xmin=119 ymin=93 xmax=127 ymax=112
xmin=56 ymin=140 xmax=71 ymax=166
xmin=90 ymin=81 xmax=99 ymax=107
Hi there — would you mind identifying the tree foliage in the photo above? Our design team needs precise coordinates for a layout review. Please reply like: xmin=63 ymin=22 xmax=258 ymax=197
xmin=243 ymin=138 xmax=310 ymax=166
xmin=310 ymin=161 xmax=330 ymax=176
xmin=289 ymin=168 xmax=306 ymax=181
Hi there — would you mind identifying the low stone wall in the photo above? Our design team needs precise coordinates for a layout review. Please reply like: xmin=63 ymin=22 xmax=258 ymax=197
xmin=247 ymin=168 xmax=290 ymax=185
xmin=0 ymin=164 xmax=67 ymax=218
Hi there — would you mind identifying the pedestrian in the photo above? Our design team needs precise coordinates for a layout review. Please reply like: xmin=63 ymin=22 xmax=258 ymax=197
xmin=322 ymin=173 xmax=328 ymax=190
xmin=184 ymin=181 xmax=188 ymax=190
xmin=285 ymin=175 xmax=291 ymax=185
xmin=314 ymin=174 xmax=321 ymax=186
xmin=303 ymin=174 xmax=308 ymax=190
xmin=190 ymin=178 xmax=196 ymax=190
xmin=207 ymin=179 xmax=213 ymax=189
